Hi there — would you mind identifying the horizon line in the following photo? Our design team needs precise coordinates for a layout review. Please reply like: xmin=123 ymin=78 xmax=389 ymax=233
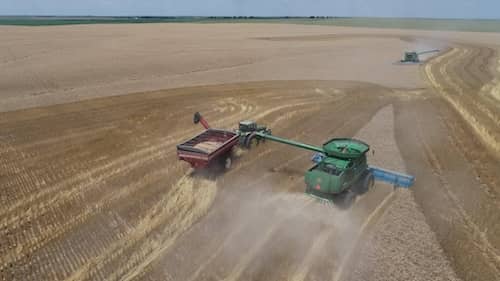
xmin=1 ymin=15 xmax=500 ymax=21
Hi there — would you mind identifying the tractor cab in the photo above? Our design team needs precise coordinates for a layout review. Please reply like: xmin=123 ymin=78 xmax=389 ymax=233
xmin=239 ymin=120 xmax=258 ymax=132
xmin=238 ymin=120 xmax=271 ymax=133
xmin=237 ymin=120 xmax=272 ymax=147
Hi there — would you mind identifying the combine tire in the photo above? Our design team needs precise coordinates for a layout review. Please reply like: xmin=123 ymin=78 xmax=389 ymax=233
xmin=363 ymin=171 xmax=375 ymax=191
xmin=354 ymin=171 xmax=374 ymax=195
xmin=337 ymin=190 xmax=356 ymax=209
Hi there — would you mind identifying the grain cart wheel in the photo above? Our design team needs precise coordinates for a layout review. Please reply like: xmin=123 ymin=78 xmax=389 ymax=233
xmin=224 ymin=156 xmax=232 ymax=170
xmin=250 ymin=137 xmax=259 ymax=147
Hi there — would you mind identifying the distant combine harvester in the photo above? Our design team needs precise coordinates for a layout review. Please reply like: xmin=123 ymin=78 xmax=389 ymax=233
xmin=400 ymin=49 xmax=440 ymax=63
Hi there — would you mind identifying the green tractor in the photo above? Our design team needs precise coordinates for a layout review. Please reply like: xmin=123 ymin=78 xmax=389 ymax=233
xmin=236 ymin=120 xmax=272 ymax=148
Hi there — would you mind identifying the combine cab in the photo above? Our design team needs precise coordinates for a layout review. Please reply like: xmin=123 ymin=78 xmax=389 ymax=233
xmin=304 ymin=139 xmax=373 ymax=208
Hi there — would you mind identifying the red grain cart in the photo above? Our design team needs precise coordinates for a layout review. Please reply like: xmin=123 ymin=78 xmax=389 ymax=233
xmin=177 ymin=128 xmax=239 ymax=169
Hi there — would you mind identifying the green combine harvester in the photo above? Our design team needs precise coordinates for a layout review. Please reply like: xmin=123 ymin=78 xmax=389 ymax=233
xmin=400 ymin=49 xmax=440 ymax=63
xmin=250 ymin=133 xmax=374 ymax=207
xmin=178 ymin=113 xmax=415 ymax=208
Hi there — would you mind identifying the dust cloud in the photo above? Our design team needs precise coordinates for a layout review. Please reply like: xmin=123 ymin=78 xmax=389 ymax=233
xmin=210 ymin=176 xmax=363 ymax=280
xmin=239 ymin=182 xmax=356 ymax=233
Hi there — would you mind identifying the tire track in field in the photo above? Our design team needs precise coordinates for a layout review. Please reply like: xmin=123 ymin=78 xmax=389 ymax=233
xmin=415 ymin=113 xmax=500 ymax=275
xmin=108 ymin=176 xmax=218 ymax=281
xmin=12 ymin=100 xmax=294 ymax=232
xmin=331 ymin=191 xmax=396 ymax=281
xmin=0 ymin=96 xmax=268 ymax=222
xmin=290 ymin=227 xmax=334 ymax=281
xmin=20 ymin=161 xmax=188 ymax=281
xmin=182 ymin=154 xmax=310 ymax=281
xmin=222 ymin=198 xmax=315 ymax=281
xmin=1 ymin=163 xmax=169 ymax=276
xmin=0 ymin=93 xmax=254 ymax=197
xmin=0 ymin=97 xmax=266 ymax=275
xmin=0 ymin=104 xmax=226 ymax=213
xmin=424 ymin=46 xmax=500 ymax=156
xmin=2 ymin=108 xmax=254 ymax=267
xmin=65 ymin=173 xmax=217 ymax=281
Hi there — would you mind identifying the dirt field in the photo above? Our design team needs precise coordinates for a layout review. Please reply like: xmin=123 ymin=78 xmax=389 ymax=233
xmin=0 ymin=23 xmax=499 ymax=281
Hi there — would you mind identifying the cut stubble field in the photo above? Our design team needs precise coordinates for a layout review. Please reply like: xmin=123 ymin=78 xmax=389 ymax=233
xmin=0 ymin=23 xmax=499 ymax=281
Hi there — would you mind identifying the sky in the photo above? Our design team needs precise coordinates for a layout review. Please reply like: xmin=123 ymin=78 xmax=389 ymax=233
xmin=1 ymin=0 xmax=500 ymax=19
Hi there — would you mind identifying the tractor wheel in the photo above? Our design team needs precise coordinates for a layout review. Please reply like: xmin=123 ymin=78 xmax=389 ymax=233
xmin=250 ymin=137 xmax=259 ymax=147
xmin=245 ymin=133 xmax=258 ymax=149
